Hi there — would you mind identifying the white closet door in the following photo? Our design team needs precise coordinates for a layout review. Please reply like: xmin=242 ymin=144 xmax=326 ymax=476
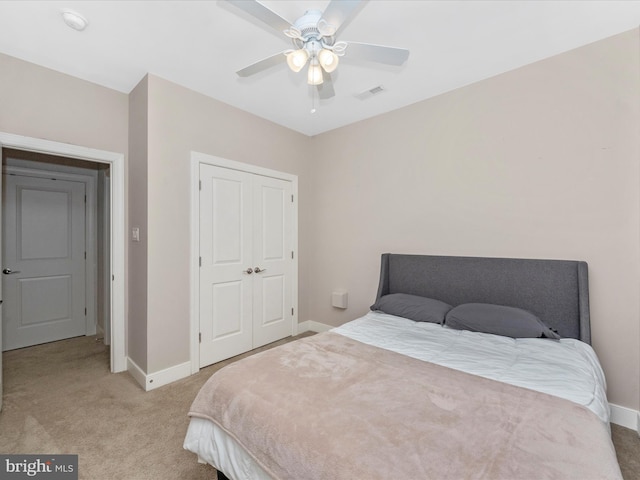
xmin=199 ymin=164 xmax=294 ymax=368
xmin=199 ymin=164 xmax=253 ymax=367
xmin=2 ymin=174 xmax=86 ymax=351
xmin=252 ymin=175 xmax=292 ymax=348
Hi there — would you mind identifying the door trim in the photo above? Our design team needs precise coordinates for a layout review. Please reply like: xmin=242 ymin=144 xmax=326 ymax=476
xmin=189 ymin=151 xmax=298 ymax=374
xmin=0 ymin=132 xmax=126 ymax=373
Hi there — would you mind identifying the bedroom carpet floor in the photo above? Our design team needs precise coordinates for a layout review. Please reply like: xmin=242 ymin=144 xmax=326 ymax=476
xmin=1 ymin=334 xmax=639 ymax=480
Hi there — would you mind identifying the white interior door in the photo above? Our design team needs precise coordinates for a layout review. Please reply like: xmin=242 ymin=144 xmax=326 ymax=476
xmin=2 ymin=174 xmax=86 ymax=351
xmin=252 ymin=175 xmax=292 ymax=348
xmin=199 ymin=165 xmax=253 ymax=367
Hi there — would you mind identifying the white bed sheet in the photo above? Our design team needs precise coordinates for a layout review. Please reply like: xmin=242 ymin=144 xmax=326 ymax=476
xmin=184 ymin=416 xmax=270 ymax=480
xmin=184 ymin=311 xmax=610 ymax=478
xmin=333 ymin=311 xmax=610 ymax=423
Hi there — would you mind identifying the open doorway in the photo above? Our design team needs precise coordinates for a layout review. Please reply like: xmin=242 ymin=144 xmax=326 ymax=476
xmin=0 ymin=132 xmax=126 ymax=375
xmin=1 ymin=148 xmax=111 ymax=353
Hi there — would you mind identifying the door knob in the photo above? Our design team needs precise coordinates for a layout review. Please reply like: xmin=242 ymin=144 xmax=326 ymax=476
xmin=2 ymin=268 xmax=20 ymax=275
xmin=243 ymin=268 xmax=253 ymax=274
xmin=254 ymin=267 xmax=267 ymax=273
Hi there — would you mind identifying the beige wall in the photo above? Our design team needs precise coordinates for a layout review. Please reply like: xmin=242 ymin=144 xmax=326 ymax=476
xmin=128 ymin=76 xmax=149 ymax=371
xmin=0 ymin=53 xmax=128 ymax=153
xmin=144 ymin=75 xmax=310 ymax=372
xmin=307 ymin=29 xmax=640 ymax=409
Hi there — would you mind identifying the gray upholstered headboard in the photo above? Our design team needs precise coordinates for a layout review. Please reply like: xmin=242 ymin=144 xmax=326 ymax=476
xmin=375 ymin=254 xmax=591 ymax=343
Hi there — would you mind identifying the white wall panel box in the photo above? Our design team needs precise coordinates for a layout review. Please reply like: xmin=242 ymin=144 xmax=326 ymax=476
xmin=332 ymin=290 xmax=348 ymax=309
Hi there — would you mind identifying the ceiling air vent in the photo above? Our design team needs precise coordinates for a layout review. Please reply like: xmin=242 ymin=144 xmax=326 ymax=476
xmin=355 ymin=85 xmax=385 ymax=100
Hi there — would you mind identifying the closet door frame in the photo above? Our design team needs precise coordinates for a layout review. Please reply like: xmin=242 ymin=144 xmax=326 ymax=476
xmin=189 ymin=152 xmax=298 ymax=374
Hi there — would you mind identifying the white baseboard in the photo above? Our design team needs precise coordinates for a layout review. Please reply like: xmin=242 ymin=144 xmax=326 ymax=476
xmin=609 ymin=403 xmax=639 ymax=432
xmin=127 ymin=357 xmax=191 ymax=392
xmin=297 ymin=320 xmax=333 ymax=334
xmin=127 ymin=357 xmax=147 ymax=390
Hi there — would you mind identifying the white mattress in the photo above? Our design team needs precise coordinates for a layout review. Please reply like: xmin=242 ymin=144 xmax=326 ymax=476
xmin=184 ymin=311 xmax=610 ymax=478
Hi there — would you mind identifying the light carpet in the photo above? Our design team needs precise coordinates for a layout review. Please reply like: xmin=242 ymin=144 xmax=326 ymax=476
xmin=0 ymin=334 xmax=311 ymax=479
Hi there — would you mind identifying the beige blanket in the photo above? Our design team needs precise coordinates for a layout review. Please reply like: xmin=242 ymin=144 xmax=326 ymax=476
xmin=189 ymin=332 xmax=622 ymax=479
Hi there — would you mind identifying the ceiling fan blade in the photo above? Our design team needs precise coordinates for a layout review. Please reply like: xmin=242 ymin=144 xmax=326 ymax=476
xmin=322 ymin=0 xmax=364 ymax=35
xmin=226 ymin=0 xmax=292 ymax=34
xmin=236 ymin=52 xmax=286 ymax=77
xmin=317 ymin=70 xmax=335 ymax=99
xmin=345 ymin=42 xmax=410 ymax=66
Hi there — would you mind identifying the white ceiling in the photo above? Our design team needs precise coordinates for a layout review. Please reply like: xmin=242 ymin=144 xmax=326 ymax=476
xmin=1 ymin=1 xmax=640 ymax=136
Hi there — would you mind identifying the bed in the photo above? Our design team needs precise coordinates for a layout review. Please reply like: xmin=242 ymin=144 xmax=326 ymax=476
xmin=184 ymin=253 xmax=622 ymax=479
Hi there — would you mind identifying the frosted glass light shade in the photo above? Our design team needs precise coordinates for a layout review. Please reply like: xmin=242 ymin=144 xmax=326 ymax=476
xmin=307 ymin=63 xmax=323 ymax=85
xmin=286 ymin=49 xmax=309 ymax=73
xmin=318 ymin=49 xmax=339 ymax=73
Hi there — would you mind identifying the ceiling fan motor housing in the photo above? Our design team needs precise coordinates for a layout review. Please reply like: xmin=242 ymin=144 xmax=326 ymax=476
xmin=292 ymin=9 xmax=336 ymax=48
xmin=294 ymin=10 xmax=323 ymax=40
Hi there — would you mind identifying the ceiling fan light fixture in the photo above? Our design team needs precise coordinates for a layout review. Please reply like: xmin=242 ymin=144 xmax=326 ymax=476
xmin=286 ymin=48 xmax=309 ymax=73
xmin=307 ymin=61 xmax=323 ymax=85
xmin=227 ymin=0 xmax=410 ymax=101
xmin=318 ymin=49 xmax=339 ymax=73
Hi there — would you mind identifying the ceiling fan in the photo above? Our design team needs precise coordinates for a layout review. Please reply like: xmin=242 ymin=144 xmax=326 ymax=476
xmin=226 ymin=0 xmax=410 ymax=99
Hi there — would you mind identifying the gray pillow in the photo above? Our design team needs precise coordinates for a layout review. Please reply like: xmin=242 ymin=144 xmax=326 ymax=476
xmin=370 ymin=293 xmax=452 ymax=324
xmin=445 ymin=303 xmax=560 ymax=339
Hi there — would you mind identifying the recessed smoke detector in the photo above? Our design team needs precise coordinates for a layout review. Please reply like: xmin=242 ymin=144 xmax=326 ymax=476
xmin=62 ymin=10 xmax=88 ymax=31
xmin=355 ymin=85 xmax=385 ymax=100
